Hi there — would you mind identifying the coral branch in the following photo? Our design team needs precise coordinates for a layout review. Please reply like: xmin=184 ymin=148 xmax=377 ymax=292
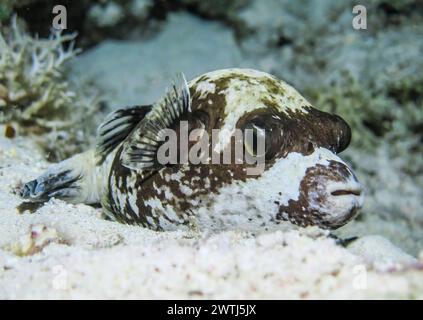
xmin=0 ymin=16 xmax=99 ymax=161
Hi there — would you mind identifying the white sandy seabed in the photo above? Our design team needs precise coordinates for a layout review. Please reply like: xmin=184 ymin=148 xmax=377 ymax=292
xmin=0 ymin=130 xmax=422 ymax=299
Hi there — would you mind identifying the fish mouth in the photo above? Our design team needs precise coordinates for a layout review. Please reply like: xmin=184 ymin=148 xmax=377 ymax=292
xmin=321 ymin=181 xmax=364 ymax=228
xmin=330 ymin=189 xmax=362 ymax=197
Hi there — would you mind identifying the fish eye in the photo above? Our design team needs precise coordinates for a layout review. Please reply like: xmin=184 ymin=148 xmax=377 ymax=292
xmin=243 ymin=121 xmax=270 ymax=158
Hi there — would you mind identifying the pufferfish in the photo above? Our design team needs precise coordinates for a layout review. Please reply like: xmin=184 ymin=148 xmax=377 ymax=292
xmin=20 ymin=68 xmax=364 ymax=231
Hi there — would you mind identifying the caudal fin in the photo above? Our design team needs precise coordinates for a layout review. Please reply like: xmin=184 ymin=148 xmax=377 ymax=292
xmin=20 ymin=149 xmax=100 ymax=205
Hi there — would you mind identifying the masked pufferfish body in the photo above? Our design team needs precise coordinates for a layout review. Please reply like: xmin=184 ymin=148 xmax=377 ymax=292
xmin=21 ymin=68 xmax=364 ymax=231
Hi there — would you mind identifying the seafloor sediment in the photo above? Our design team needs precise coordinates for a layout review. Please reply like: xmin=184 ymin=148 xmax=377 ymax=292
xmin=0 ymin=132 xmax=422 ymax=299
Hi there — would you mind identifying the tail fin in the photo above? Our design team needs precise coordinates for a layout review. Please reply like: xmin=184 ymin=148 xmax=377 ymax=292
xmin=20 ymin=149 xmax=101 ymax=205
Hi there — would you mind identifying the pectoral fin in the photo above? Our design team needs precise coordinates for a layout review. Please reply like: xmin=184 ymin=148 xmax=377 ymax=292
xmin=120 ymin=73 xmax=191 ymax=170
xmin=96 ymin=105 xmax=152 ymax=164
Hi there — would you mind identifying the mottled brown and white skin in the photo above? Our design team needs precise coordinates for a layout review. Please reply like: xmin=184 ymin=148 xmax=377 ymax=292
xmin=21 ymin=68 xmax=364 ymax=231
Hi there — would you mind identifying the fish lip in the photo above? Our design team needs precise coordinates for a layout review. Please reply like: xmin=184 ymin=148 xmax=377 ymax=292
xmin=327 ymin=188 xmax=365 ymax=209
xmin=320 ymin=181 xmax=365 ymax=227
xmin=330 ymin=189 xmax=362 ymax=196
xmin=326 ymin=179 xmax=364 ymax=202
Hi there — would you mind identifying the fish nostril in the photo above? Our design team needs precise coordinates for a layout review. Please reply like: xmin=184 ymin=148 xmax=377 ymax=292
xmin=331 ymin=189 xmax=362 ymax=196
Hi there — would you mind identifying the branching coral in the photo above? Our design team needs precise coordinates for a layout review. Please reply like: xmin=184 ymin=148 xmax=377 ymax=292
xmin=0 ymin=17 xmax=99 ymax=160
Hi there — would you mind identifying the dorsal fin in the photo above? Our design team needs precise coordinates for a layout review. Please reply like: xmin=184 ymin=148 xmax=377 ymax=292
xmin=120 ymin=73 xmax=191 ymax=171
xmin=96 ymin=105 xmax=152 ymax=164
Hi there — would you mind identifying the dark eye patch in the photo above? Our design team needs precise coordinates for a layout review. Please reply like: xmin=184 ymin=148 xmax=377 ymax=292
xmin=237 ymin=107 xmax=352 ymax=159
xmin=304 ymin=110 xmax=351 ymax=154
xmin=332 ymin=114 xmax=351 ymax=153
xmin=279 ymin=107 xmax=352 ymax=155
